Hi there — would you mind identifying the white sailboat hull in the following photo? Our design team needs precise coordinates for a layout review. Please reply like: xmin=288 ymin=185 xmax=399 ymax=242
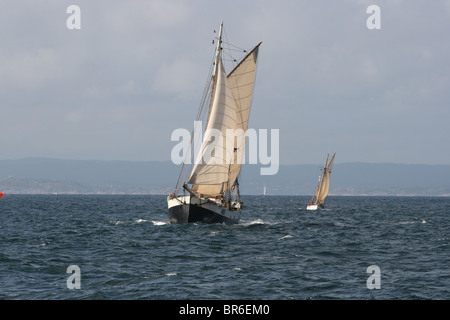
xmin=306 ymin=204 xmax=319 ymax=211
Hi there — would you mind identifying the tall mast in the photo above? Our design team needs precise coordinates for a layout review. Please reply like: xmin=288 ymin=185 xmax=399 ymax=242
xmin=213 ymin=21 xmax=224 ymax=76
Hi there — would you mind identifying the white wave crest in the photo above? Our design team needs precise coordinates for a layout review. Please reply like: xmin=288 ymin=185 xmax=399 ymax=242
xmin=135 ymin=219 xmax=149 ymax=223
xmin=152 ymin=220 xmax=168 ymax=226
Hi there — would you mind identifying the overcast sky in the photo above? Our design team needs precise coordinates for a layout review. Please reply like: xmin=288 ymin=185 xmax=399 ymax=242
xmin=1 ymin=0 xmax=449 ymax=165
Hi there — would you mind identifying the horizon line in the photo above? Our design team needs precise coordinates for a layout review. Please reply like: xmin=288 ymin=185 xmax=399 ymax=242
xmin=0 ymin=157 xmax=449 ymax=167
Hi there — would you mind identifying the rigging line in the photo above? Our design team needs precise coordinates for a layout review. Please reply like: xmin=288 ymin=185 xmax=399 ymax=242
xmin=221 ymin=40 xmax=248 ymax=53
xmin=214 ymin=24 xmax=247 ymax=53
xmin=175 ymin=83 xmax=212 ymax=191
xmin=215 ymin=37 xmax=246 ymax=55
xmin=195 ymin=52 xmax=216 ymax=121
xmin=223 ymin=48 xmax=248 ymax=53
xmin=220 ymin=45 xmax=248 ymax=54
xmin=222 ymin=27 xmax=239 ymax=72
xmin=174 ymin=45 xmax=216 ymax=192
xmin=222 ymin=51 xmax=238 ymax=58
xmin=222 ymin=50 xmax=246 ymax=64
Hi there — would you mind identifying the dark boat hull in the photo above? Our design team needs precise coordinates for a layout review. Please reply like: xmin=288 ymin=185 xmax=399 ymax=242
xmin=167 ymin=196 xmax=240 ymax=225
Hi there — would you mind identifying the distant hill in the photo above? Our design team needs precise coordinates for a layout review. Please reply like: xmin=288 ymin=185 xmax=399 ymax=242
xmin=0 ymin=158 xmax=449 ymax=196
xmin=247 ymin=162 xmax=450 ymax=196
xmin=0 ymin=158 xmax=176 ymax=195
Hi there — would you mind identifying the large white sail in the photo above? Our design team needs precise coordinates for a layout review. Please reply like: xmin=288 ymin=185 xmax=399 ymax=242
xmin=226 ymin=43 xmax=261 ymax=189
xmin=187 ymin=27 xmax=261 ymax=197
xmin=188 ymin=58 xmax=238 ymax=196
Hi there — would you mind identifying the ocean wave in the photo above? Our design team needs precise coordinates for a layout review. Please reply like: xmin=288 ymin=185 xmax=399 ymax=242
xmin=152 ymin=220 xmax=168 ymax=226
xmin=109 ymin=220 xmax=124 ymax=225
xmin=241 ymin=219 xmax=266 ymax=226
xmin=134 ymin=219 xmax=149 ymax=224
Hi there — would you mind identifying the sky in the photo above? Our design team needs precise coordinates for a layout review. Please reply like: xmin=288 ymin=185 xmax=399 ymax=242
xmin=0 ymin=0 xmax=449 ymax=165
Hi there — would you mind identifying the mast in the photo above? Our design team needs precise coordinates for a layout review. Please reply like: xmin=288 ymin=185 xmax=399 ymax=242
xmin=213 ymin=21 xmax=223 ymax=76
xmin=205 ymin=21 xmax=223 ymax=131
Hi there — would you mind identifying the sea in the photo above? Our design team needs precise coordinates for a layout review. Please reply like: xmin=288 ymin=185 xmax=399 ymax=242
xmin=0 ymin=194 xmax=448 ymax=301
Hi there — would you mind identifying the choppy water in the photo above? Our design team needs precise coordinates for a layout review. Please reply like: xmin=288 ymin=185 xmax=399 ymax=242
xmin=0 ymin=195 xmax=448 ymax=300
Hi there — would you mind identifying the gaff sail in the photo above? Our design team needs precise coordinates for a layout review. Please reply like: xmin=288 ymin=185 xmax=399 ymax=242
xmin=187 ymin=23 xmax=261 ymax=197
xmin=310 ymin=153 xmax=336 ymax=207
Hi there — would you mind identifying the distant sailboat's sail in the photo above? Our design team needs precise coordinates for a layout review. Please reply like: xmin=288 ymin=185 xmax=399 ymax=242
xmin=317 ymin=153 xmax=335 ymax=205
xmin=187 ymin=38 xmax=261 ymax=197
xmin=309 ymin=153 xmax=335 ymax=208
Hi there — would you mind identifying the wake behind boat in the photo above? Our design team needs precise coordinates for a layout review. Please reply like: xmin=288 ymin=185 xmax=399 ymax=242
xmin=307 ymin=153 xmax=336 ymax=210
xmin=167 ymin=22 xmax=261 ymax=224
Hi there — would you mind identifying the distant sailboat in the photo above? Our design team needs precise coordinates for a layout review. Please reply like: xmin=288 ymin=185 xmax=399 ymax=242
xmin=307 ymin=153 xmax=336 ymax=210
xmin=167 ymin=22 xmax=261 ymax=224
xmin=263 ymin=185 xmax=267 ymax=196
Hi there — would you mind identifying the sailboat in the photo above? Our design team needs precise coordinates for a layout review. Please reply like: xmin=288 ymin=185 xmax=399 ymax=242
xmin=306 ymin=153 xmax=336 ymax=210
xmin=167 ymin=22 xmax=261 ymax=224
